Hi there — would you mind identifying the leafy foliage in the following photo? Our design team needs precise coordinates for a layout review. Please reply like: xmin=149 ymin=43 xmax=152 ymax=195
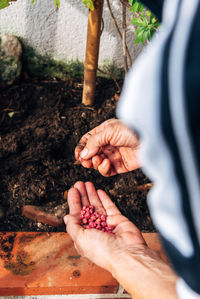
xmin=31 ymin=0 xmax=60 ymax=8
xmin=53 ymin=0 xmax=60 ymax=8
xmin=0 ymin=0 xmax=15 ymax=10
xmin=129 ymin=0 xmax=159 ymax=44
xmin=0 ymin=0 xmax=60 ymax=9
xmin=82 ymin=0 xmax=94 ymax=10
xmin=81 ymin=0 xmax=159 ymax=45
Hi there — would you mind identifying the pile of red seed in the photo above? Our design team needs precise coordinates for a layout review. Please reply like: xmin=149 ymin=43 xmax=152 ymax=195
xmin=80 ymin=205 xmax=115 ymax=233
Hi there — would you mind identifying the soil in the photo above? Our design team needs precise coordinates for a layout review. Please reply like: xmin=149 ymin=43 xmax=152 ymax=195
xmin=0 ymin=78 xmax=155 ymax=232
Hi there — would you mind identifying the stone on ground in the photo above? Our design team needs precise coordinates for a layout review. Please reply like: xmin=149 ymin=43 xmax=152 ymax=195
xmin=0 ymin=34 xmax=22 ymax=87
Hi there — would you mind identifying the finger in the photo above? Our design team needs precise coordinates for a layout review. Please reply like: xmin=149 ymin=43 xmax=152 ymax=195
xmin=91 ymin=155 xmax=103 ymax=170
xmin=74 ymin=181 xmax=90 ymax=207
xmin=67 ymin=188 xmax=82 ymax=216
xmin=75 ymin=143 xmax=85 ymax=160
xmin=81 ymin=159 xmax=93 ymax=169
xmin=98 ymin=159 xmax=116 ymax=177
xmin=97 ymin=189 xmax=121 ymax=216
xmin=64 ymin=214 xmax=84 ymax=242
xmin=103 ymin=146 xmax=127 ymax=173
xmin=85 ymin=182 xmax=106 ymax=215
xmin=79 ymin=131 xmax=108 ymax=160
xmin=75 ymin=120 xmax=115 ymax=160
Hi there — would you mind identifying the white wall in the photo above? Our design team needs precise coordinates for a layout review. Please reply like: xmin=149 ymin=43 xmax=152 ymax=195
xmin=0 ymin=0 xmax=143 ymax=67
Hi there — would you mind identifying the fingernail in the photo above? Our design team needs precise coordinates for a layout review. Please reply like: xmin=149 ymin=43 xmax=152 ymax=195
xmin=80 ymin=148 xmax=88 ymax=158
xmin=63 ymin=215 xmax=68 ymax=224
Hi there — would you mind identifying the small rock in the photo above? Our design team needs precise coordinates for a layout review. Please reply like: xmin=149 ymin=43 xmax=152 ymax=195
xmin=34 ymin=127 xmax=47 ymax=140
xmin=0 ymin=34 xmax=22 ymax=87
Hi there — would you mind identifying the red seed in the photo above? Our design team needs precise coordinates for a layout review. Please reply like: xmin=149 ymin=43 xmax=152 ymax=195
xmin=85 ymin=212 xmax=90 ymax=219
xmin=89 ymin=222 xmax=94 ymax=228
xmin=101 ymin=221 xmax=107 ymax=227
xmin=101 ymin=215 xmax=106 ymax=221
xmin=82 ymin=218 xmax=87 ymax=224
xmin=79 ymin=205 xmax=115 ymax=233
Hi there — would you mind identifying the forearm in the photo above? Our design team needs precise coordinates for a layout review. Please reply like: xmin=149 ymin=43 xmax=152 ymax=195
xmin=108 ymin=245 xmax=178 ymax=299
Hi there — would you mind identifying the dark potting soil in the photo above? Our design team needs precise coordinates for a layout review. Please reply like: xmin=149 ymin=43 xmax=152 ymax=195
xmin=0 ymin=78 xmax=155 ymax=232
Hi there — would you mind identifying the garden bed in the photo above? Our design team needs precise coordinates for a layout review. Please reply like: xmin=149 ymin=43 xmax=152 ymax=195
xmin=0 ymin=78 xmax=154 ymax=232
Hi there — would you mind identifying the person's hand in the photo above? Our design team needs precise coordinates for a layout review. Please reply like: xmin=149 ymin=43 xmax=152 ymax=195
xmin=75 ymin=119 xmax=140 ymax=177
xmin=64 ymin=181 xmax=177 ymax=299
xmin=64 ymin=181 xmax=146 ymax=271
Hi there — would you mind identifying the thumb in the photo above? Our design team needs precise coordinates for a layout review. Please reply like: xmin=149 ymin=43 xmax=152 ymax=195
xmin=79 ymin=132 xmax=107 ymax=160
xmin=64 ymin=214 xmax=83 ymax=242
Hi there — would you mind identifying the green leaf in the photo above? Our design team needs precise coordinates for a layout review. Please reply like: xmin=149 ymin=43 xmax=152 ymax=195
xmin=147 ymin=30 xmax=152 ymax=41
xmin=131 ymin=17 xmax=145 ymax=26
xmin=135 ymin=26 xmax=144 ymax=35
xmin=142 ymin=31 xmax=147 ymax=44
xmin=54 ymin=0 xmax=60 ymax=8
xmin=128 ymin=0 xmax=134 ymax=5
xmin=151 ymin=17 xmax=157 ymax=24
xmin=134 ymin=35 xmax=142 ymax=45
xmin=82 ymin=0 xmax=94 ymax=10
xmin=31 ymin=0 xmax=34 ymax=3
xmin=146 ymin=10 xmax=151 ymax=17
xmin=135 ymin=29 xmax=145 ymax=42
xmin=138 ymin=3 xmax=144 ymax=13
xmin=0 ymin=0 xmax=9 ymax=10
xmin=8 ymin=111 xmax=15 ymax=118
xmin=140 ymin=13 xmax=148 ymax=24
xmin=131 ymin=2 xmax=139 ymax=13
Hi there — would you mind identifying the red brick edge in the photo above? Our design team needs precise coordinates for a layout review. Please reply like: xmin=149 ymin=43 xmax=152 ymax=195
xmin=0 ymin=232 xmax=166 ymax=296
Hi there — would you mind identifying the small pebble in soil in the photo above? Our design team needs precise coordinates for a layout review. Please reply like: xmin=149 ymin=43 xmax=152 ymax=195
xmin=34 ymin=127 xmax=47 ymax=140
xmin=80 ymin=205 xmax=115 ymax=233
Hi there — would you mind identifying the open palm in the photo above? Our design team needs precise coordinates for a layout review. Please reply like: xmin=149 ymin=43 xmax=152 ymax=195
xmin=64 ymin=181 xmax=146 ymax=271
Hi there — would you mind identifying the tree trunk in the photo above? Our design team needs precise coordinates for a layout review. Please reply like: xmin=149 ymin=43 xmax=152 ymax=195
xmin=82 ymin=0 xmax=104 ymax=106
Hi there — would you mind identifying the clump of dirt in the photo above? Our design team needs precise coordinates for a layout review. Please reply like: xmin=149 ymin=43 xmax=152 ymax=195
xmin=0 ymin=78 xmax=155 ymax=232
xmin=0 ymin=232 xmax=16 ymax=260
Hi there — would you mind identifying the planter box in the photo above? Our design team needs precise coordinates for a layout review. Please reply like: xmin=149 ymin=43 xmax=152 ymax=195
xmin=0 ymin=232 xmax=166 ymax=296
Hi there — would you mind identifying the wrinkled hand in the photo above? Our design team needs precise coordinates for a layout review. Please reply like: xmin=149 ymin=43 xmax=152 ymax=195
xmin=75 ymin=119 xmax=140 ymax=177
xmin=64 ymin=181 xmax=146 ymax=271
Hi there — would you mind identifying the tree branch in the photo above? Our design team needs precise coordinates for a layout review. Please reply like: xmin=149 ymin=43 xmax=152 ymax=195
xmin=106 ymin=0 xmax=132 ymax=67
xmin=119 ymin=0 xmax=131 ymax=9
xmin=122 ymin=4 xmax=128 ymax=73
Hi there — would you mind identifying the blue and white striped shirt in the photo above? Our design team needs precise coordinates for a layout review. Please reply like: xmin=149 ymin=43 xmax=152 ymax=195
xmin=117 ymin=0 xmax=200 ymax=298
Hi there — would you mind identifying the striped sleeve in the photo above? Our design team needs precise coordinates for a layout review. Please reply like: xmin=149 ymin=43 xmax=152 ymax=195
xmin=117 ymin=0 xmax=200 ymax=298
xmin=159 ymin=0 xmax=200 ymax=295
